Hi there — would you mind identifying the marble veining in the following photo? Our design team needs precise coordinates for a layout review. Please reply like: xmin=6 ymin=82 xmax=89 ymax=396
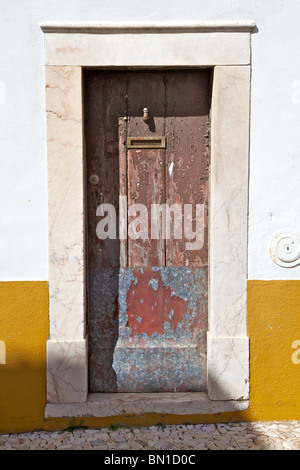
xmin=43 ymin=28 xmax=251 ymax=410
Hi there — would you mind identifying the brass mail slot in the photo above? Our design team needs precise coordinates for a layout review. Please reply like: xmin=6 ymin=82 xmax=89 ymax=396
xmin=127 ymin=136 xmax=166 ymax=149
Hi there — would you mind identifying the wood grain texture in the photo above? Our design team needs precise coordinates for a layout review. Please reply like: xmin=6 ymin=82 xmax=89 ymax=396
xmin=85 ymin=70 xmax=211 ymax=392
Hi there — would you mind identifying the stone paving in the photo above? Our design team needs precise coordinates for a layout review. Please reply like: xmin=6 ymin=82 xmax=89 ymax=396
xmin=0 ymin=421 xmax=300 ymax=450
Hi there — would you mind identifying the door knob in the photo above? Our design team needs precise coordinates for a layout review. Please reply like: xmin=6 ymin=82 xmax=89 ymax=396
xmin=89 ymin=174 xmax=99 ymax=185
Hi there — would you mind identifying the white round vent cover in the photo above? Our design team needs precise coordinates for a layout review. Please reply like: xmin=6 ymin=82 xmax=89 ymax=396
xmin=270 ymin=231 xmax=300 ymax=268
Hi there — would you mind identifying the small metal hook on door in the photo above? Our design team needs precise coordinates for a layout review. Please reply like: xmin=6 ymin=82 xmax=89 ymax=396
xmin=143 ymin=107 xmax=149 ymax=122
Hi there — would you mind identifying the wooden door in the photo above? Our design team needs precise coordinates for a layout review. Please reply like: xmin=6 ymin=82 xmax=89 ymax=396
xmin=85 ymin=70 xmax=211 ymax=392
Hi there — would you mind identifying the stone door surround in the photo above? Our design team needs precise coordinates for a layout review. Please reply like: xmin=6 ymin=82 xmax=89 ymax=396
xmin=41 ymin=21 xmax=255 ymax=417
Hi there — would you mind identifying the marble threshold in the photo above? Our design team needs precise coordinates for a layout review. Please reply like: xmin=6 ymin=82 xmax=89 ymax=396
xmin=45 ymin=392 xmax=249 ymax=418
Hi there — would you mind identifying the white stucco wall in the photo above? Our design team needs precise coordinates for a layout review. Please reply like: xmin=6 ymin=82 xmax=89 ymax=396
xmin=0 ymin=0 xmax=299 ymax=280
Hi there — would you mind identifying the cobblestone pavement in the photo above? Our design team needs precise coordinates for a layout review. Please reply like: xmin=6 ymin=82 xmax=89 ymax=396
xmin=0 ymin=421 xmax=300 ymax=450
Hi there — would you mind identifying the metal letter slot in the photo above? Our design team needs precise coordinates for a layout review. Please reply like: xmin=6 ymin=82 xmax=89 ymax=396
xmin=127 ymin=136 xmax=166 ymax=149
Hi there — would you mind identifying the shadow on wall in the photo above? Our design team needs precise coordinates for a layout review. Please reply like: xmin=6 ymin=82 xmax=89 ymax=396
xmin=0 ymin=351 xmax=274 ymax=450
xmin=0 ymin=280 xmax=300 ymax=441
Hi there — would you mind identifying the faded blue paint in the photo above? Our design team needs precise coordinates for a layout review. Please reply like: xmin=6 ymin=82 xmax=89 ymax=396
xmin=113 ymin=266 xmax=208 ymax=392
xmin=148 ymin=277 xmax=159 ymax=291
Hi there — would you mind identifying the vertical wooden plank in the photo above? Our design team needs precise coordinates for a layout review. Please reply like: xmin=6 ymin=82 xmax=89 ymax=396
xmin=85 ymin=71 xmax=127 ymax=270
xmin=127 ymin=72 xmax=166 ymax=267
xmin=85 ymin=71 xmax=127 ymax=392
xmin=165 ymin=70 xmax=211 ymax=266
xmin=114 ymin=71 xmax=210 ymax=392
xmin=119 ymin=99 xmax=128 ymax=268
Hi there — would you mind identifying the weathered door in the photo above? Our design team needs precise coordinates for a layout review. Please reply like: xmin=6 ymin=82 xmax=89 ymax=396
xmin=85 ymin=70 xmax=210 ymax=392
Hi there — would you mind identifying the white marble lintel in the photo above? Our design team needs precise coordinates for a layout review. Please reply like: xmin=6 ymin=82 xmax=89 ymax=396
xmin=42 ymin=30 xmax=252 ymax=66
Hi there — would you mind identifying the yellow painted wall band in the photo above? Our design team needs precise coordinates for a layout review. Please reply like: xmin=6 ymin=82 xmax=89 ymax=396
xmin=0 ymin=280 xmax=299 ymax=433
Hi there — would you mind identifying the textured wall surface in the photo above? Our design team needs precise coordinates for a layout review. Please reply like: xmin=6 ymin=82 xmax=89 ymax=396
xmin=0 ymin=280 xmax=299 ymax=433
xmin=0 ymin=0 xmax=299 ymax=432
xmin=0 ymin=0 xmax=299 ymax=280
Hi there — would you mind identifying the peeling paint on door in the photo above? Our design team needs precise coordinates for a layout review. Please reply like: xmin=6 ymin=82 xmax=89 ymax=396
xmin=113 ymin=267 xmax=208 ymax=392
xmin=85 ymin=70 xmax=211 ymax=393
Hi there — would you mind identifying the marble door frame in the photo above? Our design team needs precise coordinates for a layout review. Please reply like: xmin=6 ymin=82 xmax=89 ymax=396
xmin=41 ymin=22 xmax=254 ymax=417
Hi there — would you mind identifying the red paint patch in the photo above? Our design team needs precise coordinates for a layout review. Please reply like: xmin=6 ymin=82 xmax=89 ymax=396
xmin=56 ymin=46 xmax=82 ymax=55
xmin=126 ymin=269 xmax=188 ymax=337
